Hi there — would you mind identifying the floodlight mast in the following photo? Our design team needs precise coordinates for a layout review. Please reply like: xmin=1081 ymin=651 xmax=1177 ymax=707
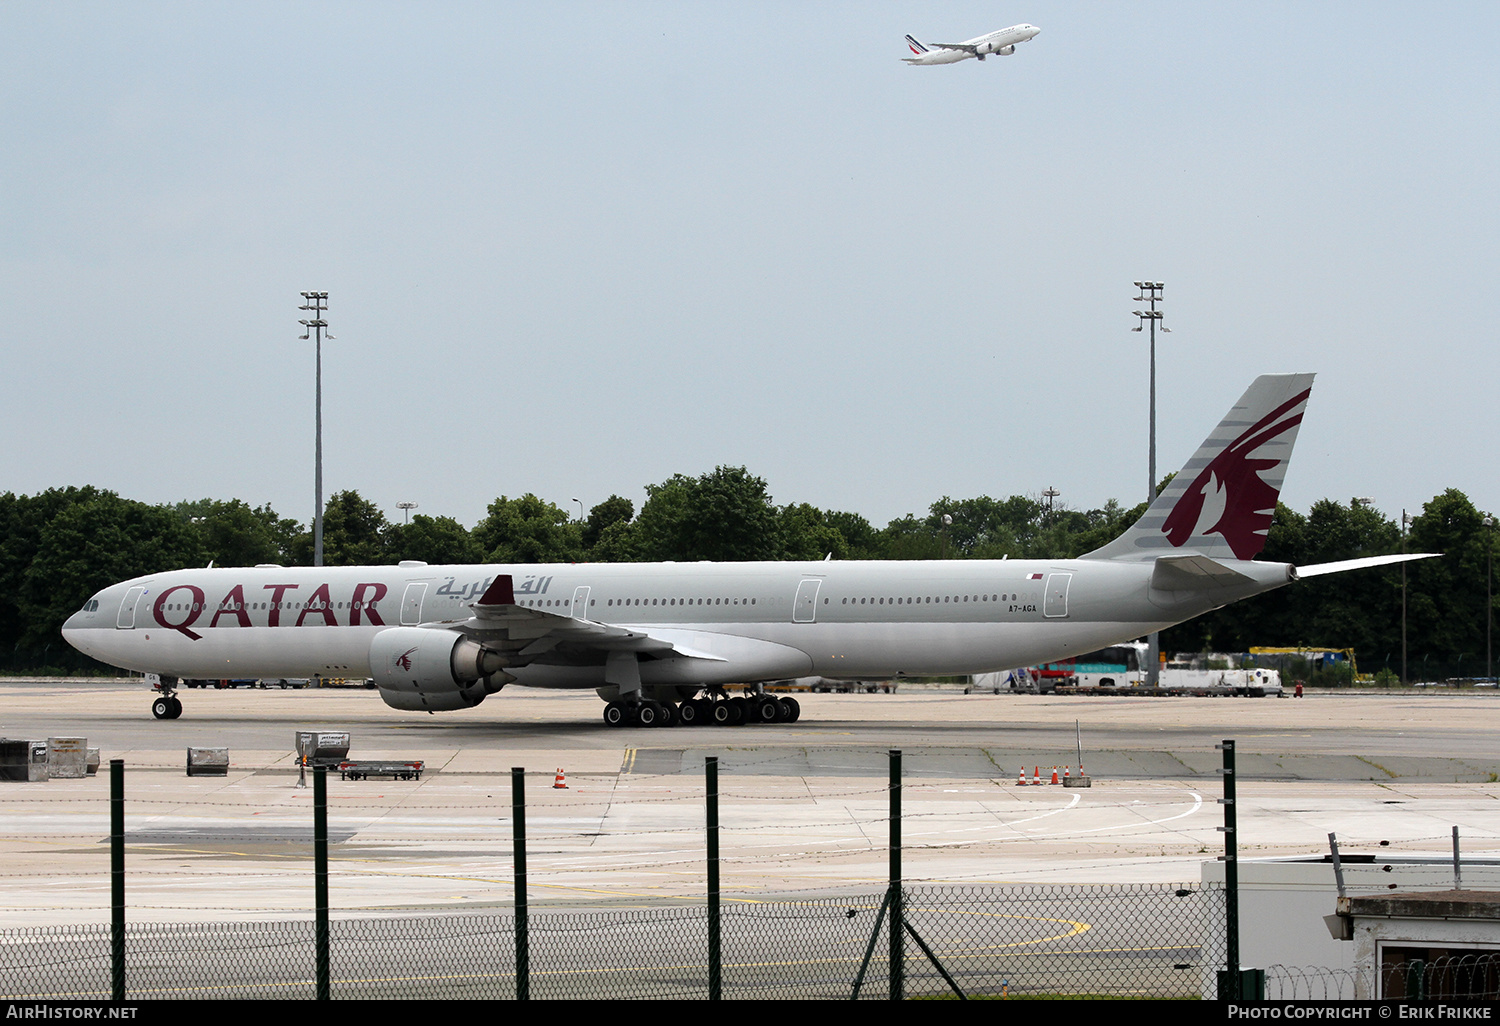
xmin=299 ymin=292 xmax=332 ymax=567
xmin=1132 ymin=281 xmax=1169 ymax=687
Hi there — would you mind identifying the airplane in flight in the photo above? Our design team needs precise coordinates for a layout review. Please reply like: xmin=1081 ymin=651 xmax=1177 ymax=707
xmin=62 ymin=374 xmax=1432 ymax=728
xmin=903 ymin=23 xmax=1040 ymax=65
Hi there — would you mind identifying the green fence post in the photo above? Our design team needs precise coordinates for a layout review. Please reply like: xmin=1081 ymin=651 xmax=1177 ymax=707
xmin=110 ymin=759 xmax=124 ymax=1002
xmin=512 ymin=766 xmax=529 ymax=1001
xmin=314 ymin=764 xmax=329 ymax=1001
xmin=706 ymin=755 xmax=721 ymax=1001
xmin=1216 ymin=739 xmax=1239 ymax=1001
xmin=889 ymin=748 xmax=903 ymax=1001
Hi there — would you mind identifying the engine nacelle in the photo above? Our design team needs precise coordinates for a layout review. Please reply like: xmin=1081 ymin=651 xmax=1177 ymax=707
xmin=998 ymin=44 xmax=1015 ymax=55
xmin=369 ymin=626 xmax=514 ymax=712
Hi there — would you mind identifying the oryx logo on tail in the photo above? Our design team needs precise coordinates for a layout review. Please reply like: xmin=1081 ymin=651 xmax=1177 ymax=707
xmin=1080 ymin=373 xmax=1315 ymax=563
xmin=1161 ymin=388 xmax=1310 ymax=560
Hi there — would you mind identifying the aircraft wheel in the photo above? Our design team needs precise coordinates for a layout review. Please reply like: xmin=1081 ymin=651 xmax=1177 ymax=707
xmin=169 ymin=697 xmax=183 ymax=719
xmin=710 ymin=702 xmax=733 ymax=726
xmin=728 ymin=697 xmax=748 ymax=725
xmin=151 ymin=697 xmax=172 ymax=720
xmin=754 ymin=698 xmax=780 ymax=724
xmin=773 ymin=698 xmax=793 ymax=723
xmin=783 ymin=697 xmax=801 ymax=723
xmin=677 ymin=700 xmax=700 ymax=726
xmin=636 ymin=701 xmax=661 ymax=728
xmin=602 ymin=702 xmax=627 ymax=728
xmin=658 ymin=702 xmax=679 ymax=728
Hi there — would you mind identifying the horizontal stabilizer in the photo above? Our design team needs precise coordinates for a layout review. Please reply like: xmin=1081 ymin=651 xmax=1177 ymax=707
xmin=1295 ymin=552 xmax=1441 ymax=579
xmin=1151 ymin=554 xmax=1255 ymax=591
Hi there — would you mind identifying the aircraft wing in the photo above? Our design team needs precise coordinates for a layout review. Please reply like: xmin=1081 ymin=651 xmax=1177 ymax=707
xmin=460 ymin=574 xmax=727 ymax=662
xmin=930 ymin=42 xmax=979 ymax=53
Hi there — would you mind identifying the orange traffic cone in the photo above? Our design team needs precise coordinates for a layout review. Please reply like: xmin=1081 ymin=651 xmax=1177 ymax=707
xmin=1017 ymin=766 xmax=1027 ymax=786
xmin=1032 ymin=766 xmax=1042 ymax=786
xmin=553 ymin=768 xmax=568 ymax=789
xmin=1063 ymin=766 xmax=1071 ymax=781
xmin=1049 ymin=766 xmax=1060 ymax=785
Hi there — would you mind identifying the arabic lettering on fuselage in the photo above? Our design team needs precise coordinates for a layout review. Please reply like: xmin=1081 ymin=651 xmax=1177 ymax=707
xmin=515 ymin=575 xmax=553 ymax=596
xmin=433 ymin=575 xmax=501 ymax=602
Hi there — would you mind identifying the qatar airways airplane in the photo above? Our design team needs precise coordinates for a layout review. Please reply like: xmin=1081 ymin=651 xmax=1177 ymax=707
xmin=903 ymin=23 xmax=1040 ymax=65
xmin=62 ymin=374 xmax=1430 ymax=727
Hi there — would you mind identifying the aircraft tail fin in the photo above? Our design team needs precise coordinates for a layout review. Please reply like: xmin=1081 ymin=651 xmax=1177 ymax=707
xmin=1084 ymin=373 xmax=1316 ymax=562
xmin=905 ymin=34 xmax=929 ymax=55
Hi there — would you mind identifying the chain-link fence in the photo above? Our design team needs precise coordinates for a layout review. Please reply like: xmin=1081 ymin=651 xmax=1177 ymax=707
xmin=0 ymin=883 xmax=1222 ymax=1000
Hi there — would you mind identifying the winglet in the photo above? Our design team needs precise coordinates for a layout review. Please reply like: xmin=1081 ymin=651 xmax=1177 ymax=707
xmin=476 ymin=574 xmax=516 ymax=606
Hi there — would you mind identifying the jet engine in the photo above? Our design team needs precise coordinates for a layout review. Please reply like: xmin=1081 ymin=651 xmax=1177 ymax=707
xmin=998 ymin=44 xmax=1015 ymax=55
xmin=369 ymin=626 xmax=516 ymax=712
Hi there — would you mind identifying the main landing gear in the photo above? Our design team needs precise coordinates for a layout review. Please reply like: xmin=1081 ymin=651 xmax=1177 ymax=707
xmin=149 ymin=675 xmax=183 ymax=719
xmin=601 ymin=693 xmax=800 ymax=728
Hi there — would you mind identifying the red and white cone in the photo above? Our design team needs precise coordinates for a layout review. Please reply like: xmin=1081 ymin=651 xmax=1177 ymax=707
xmin=1017 ymin=766 xmax=1027 ymax=786
xmin=553 ymin=768 xmax=568 ymax=789
xmin=1049 ymin=766 xmax=1060 ymax=785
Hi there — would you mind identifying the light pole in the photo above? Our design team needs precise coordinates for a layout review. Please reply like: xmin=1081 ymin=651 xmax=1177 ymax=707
xmin=299 ymin=292 xmax=333 ymax=567
xmin=397 ymin=501 xmax=418 ymax=525
xmin=573 ymin=497 xmax=585 ymax=523
xmin=1402 ymin=510 xmax=1413 ymax=683
xmin=1133 ymin=281 xmax=1169 ymax=686
xmin=1485 ymin=515 xmax=1495 ymax=682
xmin=1041 ymin=487 xmax=1059 ymax=519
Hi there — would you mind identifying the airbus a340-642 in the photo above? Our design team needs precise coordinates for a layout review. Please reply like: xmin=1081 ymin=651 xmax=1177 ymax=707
xmin=63 ymin=374 xmax=1431 ymax=728
xmin=903 ymin=23 xmax=1040 ymax=65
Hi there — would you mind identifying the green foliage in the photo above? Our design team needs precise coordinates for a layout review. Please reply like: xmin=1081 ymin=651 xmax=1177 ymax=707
xmin=474 ymin=494 xmax=582 ymax=564
xmin=292 ymin=491 xmax=389 ymax=566
xmin=175 ymin=498 xmax=302 ymax=567
xmin=385 ymin=514 xmax=483 ymax=565
xmin=20 ymin=493 xmax=207 ymax=649
xmin=0 ymin=487 xmax=106 ymax=651
xmin=634 ymin=467 xmax=784 ymax=562
xmin=823 ymin=510 xmax=880 ymax=559
xmin=582 ymin=495 xmax=634 ymax=551
xmin=780 ymin=503 xmax=848 ymax=562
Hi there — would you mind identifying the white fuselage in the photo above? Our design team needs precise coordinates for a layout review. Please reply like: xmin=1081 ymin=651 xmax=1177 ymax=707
xmin=61 ymin=556 xmax=1290 ymax=690
xmin=904 ymin=23 xmax=1040 ymax=65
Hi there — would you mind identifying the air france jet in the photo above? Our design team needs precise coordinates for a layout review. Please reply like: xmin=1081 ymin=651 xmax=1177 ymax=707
xmin=903 ymin=23 xmax=1040 ymax=65
xmin=63 ymin=374 xmax=1433 ymax=727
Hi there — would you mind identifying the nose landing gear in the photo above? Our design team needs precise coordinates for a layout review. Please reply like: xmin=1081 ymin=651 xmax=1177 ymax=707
xmin=149 ymin=675 xmax=183 ymax=719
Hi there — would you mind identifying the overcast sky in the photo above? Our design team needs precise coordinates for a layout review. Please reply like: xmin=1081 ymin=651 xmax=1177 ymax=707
xmin=3 ymin=2 xmax=1496 ymax=533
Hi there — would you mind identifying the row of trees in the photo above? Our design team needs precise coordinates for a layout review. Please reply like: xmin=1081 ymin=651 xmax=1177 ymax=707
xmin=3 ymin=470 xmax=1494 ymax=680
